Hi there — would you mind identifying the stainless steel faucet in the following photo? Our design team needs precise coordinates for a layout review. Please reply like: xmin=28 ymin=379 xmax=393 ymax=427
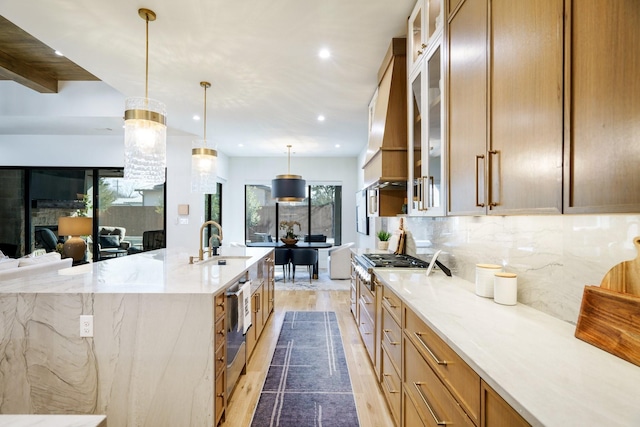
xmin=194 ymin=220 xmax=223 ymax=262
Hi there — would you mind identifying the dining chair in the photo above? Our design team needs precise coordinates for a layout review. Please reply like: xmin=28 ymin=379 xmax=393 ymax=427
xmin=290 ymin=248 xmax=318 ymax=284
xmin=274 ymin=247 xmax=291 ymax=282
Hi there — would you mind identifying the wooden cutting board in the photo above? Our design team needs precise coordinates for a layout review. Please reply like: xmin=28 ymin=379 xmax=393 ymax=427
xmin=575 ymin=237 xmax=640 ymax=367
xmin=599 ymin=236 xmax=640 ymax=295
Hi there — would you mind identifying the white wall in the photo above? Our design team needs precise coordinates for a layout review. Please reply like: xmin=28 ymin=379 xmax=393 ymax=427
xmin=223 ymin=156 xmax=359 ymax=246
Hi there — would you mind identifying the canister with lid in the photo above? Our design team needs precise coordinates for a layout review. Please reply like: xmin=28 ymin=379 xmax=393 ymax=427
xmin=475 ymin=264 xmax=502 ymax=297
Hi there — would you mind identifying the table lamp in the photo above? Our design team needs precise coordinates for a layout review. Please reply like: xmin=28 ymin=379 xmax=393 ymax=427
xmin=58 ymin=216 xmax=92 ymax=262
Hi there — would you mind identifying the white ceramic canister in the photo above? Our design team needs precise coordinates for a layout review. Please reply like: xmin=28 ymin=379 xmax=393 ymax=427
xmin=494 ymin=272 xmax=518 ymax=305
xmin=475 ymin=264 xmax=503 ymax=297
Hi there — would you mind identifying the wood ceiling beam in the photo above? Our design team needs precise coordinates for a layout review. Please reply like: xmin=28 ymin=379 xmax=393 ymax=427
xmin=0 ymin=49 xmax=58 ymax=93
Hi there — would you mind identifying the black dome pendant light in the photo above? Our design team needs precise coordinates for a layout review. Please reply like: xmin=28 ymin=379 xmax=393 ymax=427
xmin=272 ymin=145 xmax=306 ymax=202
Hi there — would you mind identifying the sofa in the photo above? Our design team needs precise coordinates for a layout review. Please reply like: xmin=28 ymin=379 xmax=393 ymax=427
xmin=0 ymin=251 xmax=73 ymax=282
xmin=327 ymin=242 xmax=354 ymax=279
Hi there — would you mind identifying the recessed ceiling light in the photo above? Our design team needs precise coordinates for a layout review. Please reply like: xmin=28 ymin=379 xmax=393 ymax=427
xmin=54 ymin=50 xmax=64 ymax=57
xmin=319 ymin=48 xmax=330 ymax=59
xmin=317 ymin=115 xmax=325 ymax=122
xmin=193 ymin=115 xmax=200 ymax=121
xmin=335 ymin=144 xmax=341 ymax=148
xmin=238 ymin=143 xmax=244 ymax=147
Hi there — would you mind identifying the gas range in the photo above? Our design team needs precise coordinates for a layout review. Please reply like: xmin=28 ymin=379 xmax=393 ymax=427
xmin=360 ymin=253 xmax=430 ymax=269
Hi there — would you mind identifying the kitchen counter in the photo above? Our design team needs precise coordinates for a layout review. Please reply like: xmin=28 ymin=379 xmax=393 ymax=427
xmin=0 ymin=246 xmax=272 ymax=294
xmin=0 ymin=247 xmax=272 ymax=426
xmin=0 ymin=415 xmax=106 ymax=427
xmin=374 ymin=269 xmax=640 ymax=427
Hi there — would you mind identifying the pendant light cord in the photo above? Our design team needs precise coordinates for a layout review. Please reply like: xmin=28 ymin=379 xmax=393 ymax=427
xmin=203 ymin=84 xmax=207 ymax=140
xmin=144 ymin=13 xmax=149 ymax=100
xmin=287 ymin=144 xmax=292 ymax=174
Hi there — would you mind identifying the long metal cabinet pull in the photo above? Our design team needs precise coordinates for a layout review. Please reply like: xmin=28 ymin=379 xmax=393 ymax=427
xmin=382 ymin=374 xmax=400 ymax=394
xmin=421 ymin=176 xmax=429 ymax=211
xmin=488 ymin=150 xmax=499 ymax=207
xmin=414 ymin=332 xmax=448 ymax=365
xmin=413 ymin=382 xmax=447 ymax=425
xmin=429 ymin=176 xmax=435 ymax=207
xmin=475 ymin=154 xmax=485 ymax=207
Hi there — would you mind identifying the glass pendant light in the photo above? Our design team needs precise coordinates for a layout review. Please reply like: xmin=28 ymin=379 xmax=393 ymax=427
xmin=272 ymin=145 xmax=306 ymax=202
xmin=124 ymin=8 xmax=167 ymax=185
xmin=191 ymin=81 xmax=218 ymax=193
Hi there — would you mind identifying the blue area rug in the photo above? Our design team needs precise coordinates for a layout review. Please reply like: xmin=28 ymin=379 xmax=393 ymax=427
xmin=250 ymin=311 xmax=359 ymax=427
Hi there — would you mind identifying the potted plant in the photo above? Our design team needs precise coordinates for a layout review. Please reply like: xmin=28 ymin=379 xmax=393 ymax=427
xmin=280 ymin=220 xmax=301 ymax=245
xmin=377 ymin=230 xmax=391 ymax=250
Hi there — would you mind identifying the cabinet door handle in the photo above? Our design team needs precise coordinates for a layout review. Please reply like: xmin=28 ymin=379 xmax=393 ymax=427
xmin=429 ymin=176 xmax=435 ymax=207
xmin=488 ymin=149 xmax=499 ymax=207
xmin=382 ymin=296 xmax=398 ymax=308
xmin=413 ymin=382 xmax=447 ymax=426
xmin=414 ymin=332 xmax=448 ymax=365
xmin=360 ymin=295 xmax=372 ymax=305
xmin=382 ymin=374 xmax=400 ymax=394
xmin=383 ymin=329 xmax=399 ymax=346
xmin=421 ymin=176 xmax=429 ymax=211
xmin=475 ymin=154 xmax=485 ymax=207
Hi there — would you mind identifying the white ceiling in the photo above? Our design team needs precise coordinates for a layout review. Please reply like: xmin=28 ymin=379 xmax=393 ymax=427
xmin=0 ymin=0 xmax=414 ymax=158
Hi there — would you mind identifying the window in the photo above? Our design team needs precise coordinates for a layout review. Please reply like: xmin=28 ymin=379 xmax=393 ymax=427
xmin=244 ymin=184 xmax=342 ymax=245
xmin=204 ymin=183 xmax=223 ymax=245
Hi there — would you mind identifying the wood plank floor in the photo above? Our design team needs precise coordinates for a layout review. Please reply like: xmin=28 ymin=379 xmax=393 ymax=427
xmin=221 ymin=290 xmax=394 ymax=427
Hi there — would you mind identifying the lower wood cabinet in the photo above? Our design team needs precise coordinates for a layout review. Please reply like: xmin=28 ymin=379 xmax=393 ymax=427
xmin=481 ymin=380 xmax=530 ymax=427
xmin=352 ymin=277 xmax=531 ymax=427
xmin=214 ymin=291 xmax=226 ymax=426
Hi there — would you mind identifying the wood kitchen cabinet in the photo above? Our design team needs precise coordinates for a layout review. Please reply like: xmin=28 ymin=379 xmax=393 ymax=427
xmin=246 ymin=254 xmax=275 ymax=360
xmin=214 ymin=291 xmax=226 ymax=426
xmin=447 ymin=0 xmax=563 ymax=215
xmin=481 ymin=380 xmax=530 ymax=427
xmin=563 ymin=0 xmax=640 ymax=213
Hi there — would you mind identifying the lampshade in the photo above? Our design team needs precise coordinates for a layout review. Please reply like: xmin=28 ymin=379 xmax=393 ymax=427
xmin=191 ymin=81 xmax=218 ymax=193
xmin=58 ymin=216 xmax=92 ymax=263
xmin=124 ymin=8 xmax=167 ymax=185
xmin=58 ymin=216 xmax=93 ymax=237
xmin=272 ymin=145 xmax=306 ymax=202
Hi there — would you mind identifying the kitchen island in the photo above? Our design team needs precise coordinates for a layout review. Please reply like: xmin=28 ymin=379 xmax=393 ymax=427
xmin=0 ymin=246 xmax=273 ymax=427
xmin=373 ymin=269 xmax=640 ymax=427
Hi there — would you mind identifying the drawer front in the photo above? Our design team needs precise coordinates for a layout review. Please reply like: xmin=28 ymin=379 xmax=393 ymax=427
xmin=404 ymin=336 xmax=475 ymax=427
xmin=405 ymin=308 xmax=480 ymax=424
xmin=381 ymin=346 xmax=401 ymax=427
xmin=358 ymin=299 xmax=375 ymax=362
xmin=215 ymin=371 xmax=225 ymax=424
xmin=382 ymin=305 xmax=402 ymax=373
xmin=215 ymin=342 xmax=226 ymax=379
xmin=360 ymin=286 xmax=376 ymax=323
xmin=382 ymin=285 xmax=402 ymax=324
xmin=215 ymin=317 xmax=225 ymax=352
xmin=214 ymin=291 xmax=225 ymax=322
xmin=403 ymin=389 xmax=427 ymax=427
xmin=350 ymin=281 xmax=357 ymax=320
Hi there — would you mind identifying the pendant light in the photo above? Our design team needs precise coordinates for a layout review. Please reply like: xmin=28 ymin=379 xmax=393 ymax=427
xmin=272 ymin=145 xmax=306 ymax=202
xmin=123 ymin=8 xmax=167 ymax=185
xmin=191 ymin=81 xmax=218 ymax=193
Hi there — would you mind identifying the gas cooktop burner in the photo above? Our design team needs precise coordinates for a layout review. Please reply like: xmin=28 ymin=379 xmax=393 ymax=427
xmin=362 ymin=253 xmax=430 ymax=268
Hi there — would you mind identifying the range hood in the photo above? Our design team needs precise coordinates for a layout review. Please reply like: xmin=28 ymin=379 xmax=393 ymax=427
xmin=362 ymin=38 xmax=408 ymax=190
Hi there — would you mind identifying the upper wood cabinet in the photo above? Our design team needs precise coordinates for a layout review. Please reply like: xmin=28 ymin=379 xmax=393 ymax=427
xmin=447 ymin=0 xmax=563 ymax=215
xmin=564 ymin=0 xmax=640 ymax=213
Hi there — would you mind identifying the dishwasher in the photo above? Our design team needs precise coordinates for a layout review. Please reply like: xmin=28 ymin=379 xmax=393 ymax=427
xmin=226 ymin=278 xmax=250 ymax=397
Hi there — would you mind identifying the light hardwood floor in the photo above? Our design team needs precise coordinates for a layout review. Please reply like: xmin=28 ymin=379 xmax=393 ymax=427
xmin=221 ymin=290 xmax=394 ymax=427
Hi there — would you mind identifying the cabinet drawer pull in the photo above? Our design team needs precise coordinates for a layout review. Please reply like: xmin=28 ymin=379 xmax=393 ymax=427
xmin=414 ymin=332 xmax=448 ymax=366
xmin=429 ymin=175 xmax=435 ymax=207
xmin=475 ymin=154 xmax=485 ymax=207
xmin=217 ymin=330 xmax=225 ymax=336
xmin=413 ymin=382 xmax=447 ymax=426
xmin=382 ymin=296 xmax=398 ymax=308
xmin=360 ymin=295 xmax=372 ymax=305
xmin=216 ymin=302 xmax=225 ymax=307
xmin=383 ymin=329 xmax=399 ymax=346
xmin=382 ymin=374 xmax=399 ymax=394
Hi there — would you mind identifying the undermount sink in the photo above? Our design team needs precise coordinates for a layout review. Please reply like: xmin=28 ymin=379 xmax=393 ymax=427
xmin=201 ymin=255 xmax=252 ymax=265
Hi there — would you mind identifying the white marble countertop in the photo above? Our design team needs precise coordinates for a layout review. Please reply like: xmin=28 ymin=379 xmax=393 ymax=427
xmin=0 ymin=415 xmax=106 ymax=427
xmin=374 ymin=269 xmax=640 ymax=427
xmin=0 ymin=247 xmax=273 ymax=295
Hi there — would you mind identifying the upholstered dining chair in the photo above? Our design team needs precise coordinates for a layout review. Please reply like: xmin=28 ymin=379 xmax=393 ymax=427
xmin=274 ymin=247 xmax=291 ymax=282
xmin=290 ymin=248 xmax=318 ymax=284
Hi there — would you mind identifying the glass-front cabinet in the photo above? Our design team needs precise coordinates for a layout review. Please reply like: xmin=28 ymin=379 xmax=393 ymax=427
xmin=408 ymin=3 xmax=444 ymax=217
xmin=408 ymin=0 xmax=443 ymax=74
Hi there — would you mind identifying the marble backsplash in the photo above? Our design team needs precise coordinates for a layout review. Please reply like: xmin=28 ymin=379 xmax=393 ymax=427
xmin=385 ymin=214 xmax=640 ymax=324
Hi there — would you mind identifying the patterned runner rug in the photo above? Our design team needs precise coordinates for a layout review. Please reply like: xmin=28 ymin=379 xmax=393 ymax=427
xmin=250 ymin=311 xmax=359 ymax=427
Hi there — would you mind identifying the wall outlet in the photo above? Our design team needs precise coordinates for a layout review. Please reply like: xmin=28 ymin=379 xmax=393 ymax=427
xmin=80 ymin=315 xmax=93 ymax=337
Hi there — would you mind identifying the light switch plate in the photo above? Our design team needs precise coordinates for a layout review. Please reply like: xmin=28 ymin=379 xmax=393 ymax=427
xmin=178 ymin=204 xmax=189 ymax=215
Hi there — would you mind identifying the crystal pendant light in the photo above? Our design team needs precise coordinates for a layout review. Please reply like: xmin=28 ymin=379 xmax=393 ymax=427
xmin=272 ymin=145 xmax=306 ymax=202
xmin=124 ymin=8 xmax=167 ymax=185
xmin=191 ymin=81 xmax=218 ymax=193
